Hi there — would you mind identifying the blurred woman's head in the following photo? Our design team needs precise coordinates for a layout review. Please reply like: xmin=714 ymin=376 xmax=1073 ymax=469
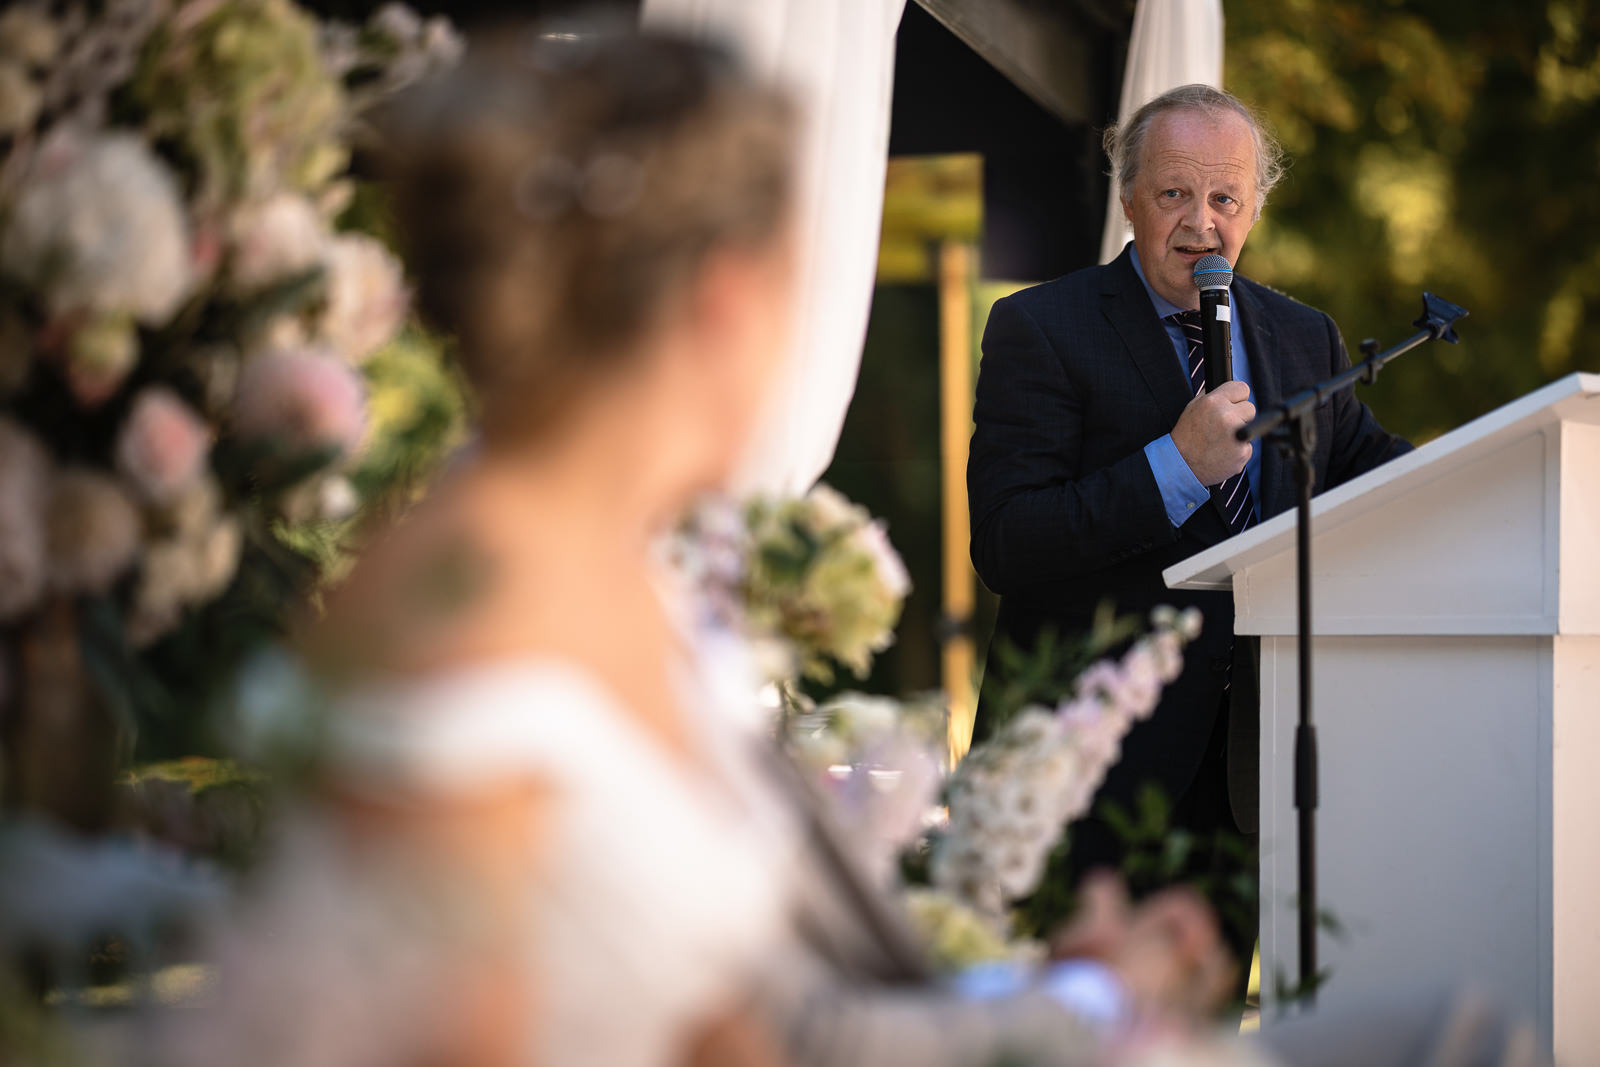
xmin=382 ymin=27 xmax=797 ymax=484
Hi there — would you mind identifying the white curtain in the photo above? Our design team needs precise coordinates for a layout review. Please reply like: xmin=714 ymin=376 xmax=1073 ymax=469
xmin=641 ymin=0 xmax=907 ymax=495
xmin=1098 ymin=0 xmax=1225 ymax=265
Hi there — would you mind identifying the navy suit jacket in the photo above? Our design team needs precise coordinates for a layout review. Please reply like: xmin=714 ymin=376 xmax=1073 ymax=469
xmin=967 ymin=244 xmax=1410 ymax=833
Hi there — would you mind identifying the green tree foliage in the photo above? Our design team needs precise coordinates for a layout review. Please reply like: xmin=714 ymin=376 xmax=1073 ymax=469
xmin=1228 ymin=0 xmax=1600 ymax=442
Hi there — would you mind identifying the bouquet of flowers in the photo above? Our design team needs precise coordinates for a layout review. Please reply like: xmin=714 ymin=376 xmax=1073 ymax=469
xmin=673 ymin=483 xmax=912 ymax=684
xmin=0 ymin=0 xmax=461 ymax=820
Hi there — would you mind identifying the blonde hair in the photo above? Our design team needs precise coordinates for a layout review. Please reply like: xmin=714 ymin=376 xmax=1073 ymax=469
xmin=381 ymin=27 xmax=796 ymax=442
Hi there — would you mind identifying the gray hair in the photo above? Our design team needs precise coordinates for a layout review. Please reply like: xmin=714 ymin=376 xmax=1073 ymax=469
xmin=1103 ymin=84 xmax=1286 ymax=216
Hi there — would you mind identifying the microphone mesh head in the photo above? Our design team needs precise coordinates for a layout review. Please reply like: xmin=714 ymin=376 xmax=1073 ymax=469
xmin=1193 ymin=254 xmax=1233 ymax=291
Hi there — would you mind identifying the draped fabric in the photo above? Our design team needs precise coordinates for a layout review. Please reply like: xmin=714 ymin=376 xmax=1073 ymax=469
xmin=1098 ymin=0 xmax=1225 ymax=265
xmin=641 ymin=0 xmax=907 ymax=495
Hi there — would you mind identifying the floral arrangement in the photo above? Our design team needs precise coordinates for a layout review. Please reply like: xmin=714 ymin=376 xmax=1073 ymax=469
xmin=0 ymin=0 xmax=461 ymax=813
xmin=762 ymin=601 xmax=1203 ymax=968
xmin=673 ymin=483 xmax=912 ymax=684
xmin=929 ymin=607 xmax=1203 ymax=922
xmin=673 ymin=485 xmax=1207 ymax=961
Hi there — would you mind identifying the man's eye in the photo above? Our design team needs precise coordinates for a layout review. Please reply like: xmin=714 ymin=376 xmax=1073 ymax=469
xmin=1216 ymin=194 xmax=1236 ymax=205
xmin=1160 ymin=189 xmax=1181 ymax=199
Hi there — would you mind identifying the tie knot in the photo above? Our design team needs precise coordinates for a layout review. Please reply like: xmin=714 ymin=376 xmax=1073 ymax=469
xmin=1167 ymin=309 xmax=1203 ymax=332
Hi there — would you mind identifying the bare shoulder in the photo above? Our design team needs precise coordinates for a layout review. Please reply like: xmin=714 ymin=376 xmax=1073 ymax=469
xmin=309 ymin=491 xmax=503 ymax=680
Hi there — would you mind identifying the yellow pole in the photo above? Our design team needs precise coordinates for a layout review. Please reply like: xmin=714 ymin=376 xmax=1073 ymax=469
xmin=939 ymin=241 xmax=977 ymax=765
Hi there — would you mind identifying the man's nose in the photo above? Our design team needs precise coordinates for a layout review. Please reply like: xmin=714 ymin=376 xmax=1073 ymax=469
xmin=1183 ymin=196 xmax=1216 ymax=232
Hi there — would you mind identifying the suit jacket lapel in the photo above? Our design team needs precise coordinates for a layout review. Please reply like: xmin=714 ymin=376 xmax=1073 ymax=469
xmin=1233 ymin=281 xmax=1295 ymax=519
xmin=1100 ymin=246 xmax=1193 ymax=431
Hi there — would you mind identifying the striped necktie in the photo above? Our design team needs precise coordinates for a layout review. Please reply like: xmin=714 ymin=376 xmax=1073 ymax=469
xmin=1168 ymin=310 xmax=1258 ymax=535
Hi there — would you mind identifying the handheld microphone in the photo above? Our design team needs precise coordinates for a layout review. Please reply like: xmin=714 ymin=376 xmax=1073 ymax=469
xmin=1193 ymin=254 xmax=1233 ymax=390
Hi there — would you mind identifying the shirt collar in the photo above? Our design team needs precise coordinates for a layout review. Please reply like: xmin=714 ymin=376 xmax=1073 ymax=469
xmin=1128 ymin=242 xmax=1233 ymax=320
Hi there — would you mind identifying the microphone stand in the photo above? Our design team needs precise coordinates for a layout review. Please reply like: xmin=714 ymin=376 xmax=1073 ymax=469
xmin=1236 ymin=291 xmax=1467 ymax=1003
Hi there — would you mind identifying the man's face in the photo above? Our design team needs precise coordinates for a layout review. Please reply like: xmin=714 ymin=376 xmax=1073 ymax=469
xmin=1121 ymin=108 xmax=1259 ymax=310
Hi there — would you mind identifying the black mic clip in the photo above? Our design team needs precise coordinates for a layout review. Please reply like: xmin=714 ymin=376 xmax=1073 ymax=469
xmin=1414 ymin=291 xmax=1469 ymax=344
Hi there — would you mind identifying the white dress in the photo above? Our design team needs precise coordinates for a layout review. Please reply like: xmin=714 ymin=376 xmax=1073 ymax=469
xmin=162 ymin=639 xmax=798 ymax=1067
xmin=331 ymin=655 xmax=799 ymax=1067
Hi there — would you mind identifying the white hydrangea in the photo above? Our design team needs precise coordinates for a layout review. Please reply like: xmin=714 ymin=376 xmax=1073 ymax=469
xmin=0 ymin=128 xmax=194 ymax=324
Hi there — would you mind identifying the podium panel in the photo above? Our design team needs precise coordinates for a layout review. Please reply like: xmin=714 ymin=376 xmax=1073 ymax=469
xmin=1258 ymin=636 xmax=1546 ymax=1024
xmin=1166 ymin=373 xmax=1600 ymax=1062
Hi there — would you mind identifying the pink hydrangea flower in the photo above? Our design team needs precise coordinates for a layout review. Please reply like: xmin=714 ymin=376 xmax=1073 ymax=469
xmin=116 ymin=386 xmax=211 ymax=504
xmin=232 ymin=348 xmax=366 ymax=462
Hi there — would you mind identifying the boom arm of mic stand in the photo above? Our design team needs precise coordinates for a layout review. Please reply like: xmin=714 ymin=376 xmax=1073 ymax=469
xmin=1237 ymin=291 xmax=1468 ymax=446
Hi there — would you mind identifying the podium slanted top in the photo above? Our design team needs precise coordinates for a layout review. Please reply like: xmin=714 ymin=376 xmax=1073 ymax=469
xmin=1164 ymin=372 xmax=1600 ymax=635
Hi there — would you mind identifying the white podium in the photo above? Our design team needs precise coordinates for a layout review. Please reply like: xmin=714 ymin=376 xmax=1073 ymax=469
xmin=1165 ymin=373 xmax=1600 ymax=1060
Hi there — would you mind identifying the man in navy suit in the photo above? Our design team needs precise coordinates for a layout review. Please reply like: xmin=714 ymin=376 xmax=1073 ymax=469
xmin=967 ymin=84 xmax=1411 ymax=970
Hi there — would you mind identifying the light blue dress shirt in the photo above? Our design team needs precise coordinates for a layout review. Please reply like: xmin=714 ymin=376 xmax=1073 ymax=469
xmin=951 ymin=958 xmax=1130 ymax=1032
xmin=1131 ymin=244 xmax=1262 ymax=527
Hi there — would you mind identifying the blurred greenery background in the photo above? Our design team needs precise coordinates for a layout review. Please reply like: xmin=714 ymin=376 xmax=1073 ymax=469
xmin=1228 ymin=0 xmax=1600 ymax=443
xmin=824 ymin=0 xmax=1600 ymax=706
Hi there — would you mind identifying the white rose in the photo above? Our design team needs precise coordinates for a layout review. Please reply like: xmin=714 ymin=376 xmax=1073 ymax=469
xmin=857 ymin=520 xmax=911 ymax=600
xmin=317 ymin=234 xmax=407 ymax=363
xmin=227 ymin=193 xmax=327 ymax=295
xmin=316 ymin=475 xmax=360 ymax=521
xmin=802 ymin=483 xmax=861 ymax=533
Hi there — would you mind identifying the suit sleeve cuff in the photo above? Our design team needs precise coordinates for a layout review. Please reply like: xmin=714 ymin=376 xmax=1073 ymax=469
xmin=1144 ymin=434 xmax=1209 ymax=528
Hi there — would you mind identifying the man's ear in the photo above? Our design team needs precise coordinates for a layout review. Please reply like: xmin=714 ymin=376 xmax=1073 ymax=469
xmin=1120 ymin=194 xmax=1133 ymax=223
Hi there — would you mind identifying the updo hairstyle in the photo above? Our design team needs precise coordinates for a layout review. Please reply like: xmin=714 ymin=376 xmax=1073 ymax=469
xmin=381 ymin=27 xmax=797 ymax=443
